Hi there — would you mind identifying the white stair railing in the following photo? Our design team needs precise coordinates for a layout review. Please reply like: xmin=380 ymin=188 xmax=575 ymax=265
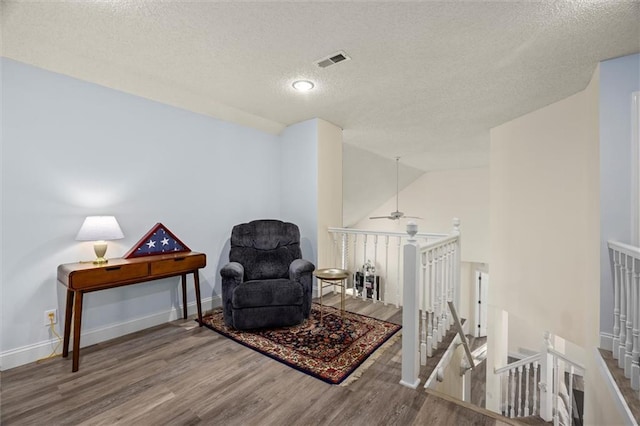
xmin=419 ymin=222 xmax=461 ymax=362
xmin=327 ymin=227 xmax=447 ymax=307
xmin=495 ymin=353 xmax=541 ymax=418
xmin=400 ymin=218 xmax=462 ymax=388
xmin=608 ymin=240 xmax=640 ymax=391
xmin=495 ymin=332 xmax=585 ymax=425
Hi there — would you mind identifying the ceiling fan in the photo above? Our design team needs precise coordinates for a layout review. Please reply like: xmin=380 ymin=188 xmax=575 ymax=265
xmin=369 ymin=157 xmax=422 ymax=221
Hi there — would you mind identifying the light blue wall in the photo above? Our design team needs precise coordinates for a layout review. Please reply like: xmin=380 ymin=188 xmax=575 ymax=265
xmin=1 ymin=58 xmax=299 ymax=365
xmin=600 ymin=53 xmax=640 ymax=334
xmin=280 ymin=119 xmax=318 ymax=265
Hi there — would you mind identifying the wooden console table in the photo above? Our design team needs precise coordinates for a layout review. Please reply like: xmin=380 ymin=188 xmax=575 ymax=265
xmin=57 ymin=251 xmax=206 ymax=372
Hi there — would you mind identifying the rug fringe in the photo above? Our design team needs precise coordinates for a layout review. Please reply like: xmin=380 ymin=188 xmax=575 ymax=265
xmin=339 ymin=330 xmax=402 ymax=387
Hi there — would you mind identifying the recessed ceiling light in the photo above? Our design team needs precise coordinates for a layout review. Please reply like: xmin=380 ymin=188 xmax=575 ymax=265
xmin=292 ymin=80 xmax=314 ymax=92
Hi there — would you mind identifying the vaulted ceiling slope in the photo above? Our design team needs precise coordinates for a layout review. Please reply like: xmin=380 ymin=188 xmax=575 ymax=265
xmin=2 ymin=1 xmax=639 ymax=224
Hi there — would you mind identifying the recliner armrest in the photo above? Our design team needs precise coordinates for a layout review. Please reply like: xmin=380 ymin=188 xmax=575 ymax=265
xmin=221 ymin=262 xmax=244 ymax=283
xmin=289 ymin=259 xmax=315 ymax=281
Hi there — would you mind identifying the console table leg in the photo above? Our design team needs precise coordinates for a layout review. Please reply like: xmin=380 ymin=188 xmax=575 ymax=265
xmin=62 ymin=289 xmax=74 ymax=358
xmin=194 ymin=271 xmax=203 ymax=326
xmin=181 ymin=274 xmax=188 ymax=319
xmin=72 ymin=291 xmax=84 ymax=372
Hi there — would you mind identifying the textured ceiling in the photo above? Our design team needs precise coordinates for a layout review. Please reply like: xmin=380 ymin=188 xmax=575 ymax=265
xmin=2 ymin=1 xmax=639 ymax=225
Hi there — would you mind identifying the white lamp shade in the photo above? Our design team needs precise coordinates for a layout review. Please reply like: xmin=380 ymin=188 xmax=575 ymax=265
xmin=75 ymin=216 xmax=124 ymax=241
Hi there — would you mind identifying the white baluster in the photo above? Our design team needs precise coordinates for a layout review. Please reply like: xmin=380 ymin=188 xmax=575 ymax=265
xmin=524 ymin=363 xmax=531 ymax=416
xmin=340 ymin=233 xmax=347 ymax=270
xmin=372 ymin=235 xmax=378 ymax=303
xmin=351 ymin=234 xmax=358 ymax=299
xmin=396 ymin=236 xmax=401 ymax=308
xmin=330 ymin=232 xmax=338 ymax=265
xmin=569 ymin=365 xmax=574 ymax=423
xmin=362 ymin=234 xmax=368 ymax=301
xmin=427 ymin=250 xmax=434 ymax=355
xmin=533 ymin=361 xmax=538 ymax=416
xmin=448 ymin=244 xmax=454 ymax=328
xmin=433 ymin=248 xmax=441 ymax=344
xmin=332 ymin=233 xmax=338 ymax=295
xmin=613 ymin=250 xmax=621 ymax=358
xmin=420 ymin=251 xmax=428 ymax=365
xmin=517 ymin=366 xmax=523 ymax=417
xmin=633 ymin=257 xmax=640 ymax=390
xmin=553 ymin=356 xmax=559 ymax=426
xmin=384 ymin=235 xmax=389 ymax=305
xmin=439 ymin=247 xmax=446 ymax=341
xmin=626 ymin=254 xmax=634 ymax=376
xmin=509 ymin=368 xmax=515 ymax=418
xmin=341 ymin=233 xmax=348 ymax=301
xmin=620 ymin=253 xmax=628 ymax=367
xmin=503 ymin=372 xmax=508 ymax=416
xmin=442 ymin=247 xmax=449 ymax=330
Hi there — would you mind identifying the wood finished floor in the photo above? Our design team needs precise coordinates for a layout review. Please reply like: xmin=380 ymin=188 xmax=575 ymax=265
xmin=1 ymin=295 xmax=521 ymax=425
xmin=598 ymin=348 xmax=640 ymax=422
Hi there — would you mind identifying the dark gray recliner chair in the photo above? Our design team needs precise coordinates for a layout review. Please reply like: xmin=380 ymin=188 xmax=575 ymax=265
xmin=220 ymin=219 xmax=315 ymax=330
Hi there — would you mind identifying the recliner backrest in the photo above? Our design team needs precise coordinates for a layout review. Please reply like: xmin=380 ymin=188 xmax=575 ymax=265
xmin=229 ymin=219 xmax=302 ymax=281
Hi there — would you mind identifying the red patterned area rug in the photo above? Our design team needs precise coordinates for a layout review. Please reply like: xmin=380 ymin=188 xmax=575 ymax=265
xmin=199 ymin=304 xmax=401 ymax=385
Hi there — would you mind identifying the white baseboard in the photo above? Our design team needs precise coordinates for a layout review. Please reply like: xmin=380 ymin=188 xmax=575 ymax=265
xmin=0 ymin=296 xmax=220 ymax=371
xmin=600 ymin=332 xmax=614 ymax=351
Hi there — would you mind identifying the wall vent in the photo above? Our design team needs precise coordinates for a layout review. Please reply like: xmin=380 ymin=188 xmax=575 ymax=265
xmin=316 ymin=51 xmax=351 ymax=68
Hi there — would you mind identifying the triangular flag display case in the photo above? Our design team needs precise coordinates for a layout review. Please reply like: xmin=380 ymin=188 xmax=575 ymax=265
xmin=124 ymin=223 xmax=191 ymax=258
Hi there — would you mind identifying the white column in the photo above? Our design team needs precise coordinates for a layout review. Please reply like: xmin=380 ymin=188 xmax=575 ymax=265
xmin=539 ymin=333 xmax=554 ymax=422
xmin=452 ymin=218 xmax=461 ymax=316
xmin=400 ymin=222 xmax=421 ymax=389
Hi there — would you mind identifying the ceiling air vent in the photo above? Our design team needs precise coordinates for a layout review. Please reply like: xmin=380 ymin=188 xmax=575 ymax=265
xmin=316 ymin=51 xmax=351 ymax=68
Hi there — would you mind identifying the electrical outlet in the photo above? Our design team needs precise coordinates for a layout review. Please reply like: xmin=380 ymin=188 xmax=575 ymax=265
xmin=44 ymin=309 xmax=57 ymax=326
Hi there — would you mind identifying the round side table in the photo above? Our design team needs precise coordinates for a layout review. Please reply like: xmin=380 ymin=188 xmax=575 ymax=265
xmin=314 ymin=268 xmax=349 ymax=322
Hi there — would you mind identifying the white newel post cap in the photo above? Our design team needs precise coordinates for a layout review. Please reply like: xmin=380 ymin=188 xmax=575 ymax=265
xmin=452 ymin=217 xmax=461 ymax=235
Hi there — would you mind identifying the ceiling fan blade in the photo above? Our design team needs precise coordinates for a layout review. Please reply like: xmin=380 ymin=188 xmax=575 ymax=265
xmin=368 ymin=157 xmax=419 ymax=221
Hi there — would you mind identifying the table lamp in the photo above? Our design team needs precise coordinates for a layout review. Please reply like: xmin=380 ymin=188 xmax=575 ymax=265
xmin=75 ymin=216 xmax=124 ymax=264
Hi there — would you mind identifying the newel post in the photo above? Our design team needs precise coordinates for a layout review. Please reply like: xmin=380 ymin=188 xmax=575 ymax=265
xmin=400 ymin=221 xmax=421 ymax=388
xmin=538 ymin=332 xmax=554 ymax=422
xmin=452 ymin=218 xmax=461 ymax=312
